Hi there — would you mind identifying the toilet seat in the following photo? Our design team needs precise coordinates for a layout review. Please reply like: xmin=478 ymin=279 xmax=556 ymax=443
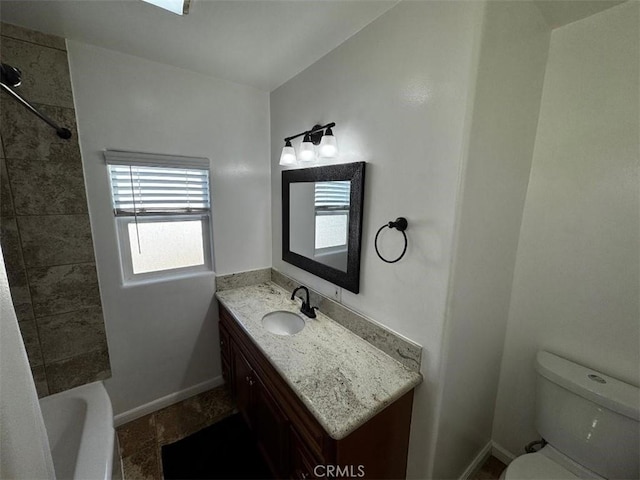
xmin=502 ymin=446 xmax=604 ymax=480
xmin=503 ymin=452 xmax=578 ymax=479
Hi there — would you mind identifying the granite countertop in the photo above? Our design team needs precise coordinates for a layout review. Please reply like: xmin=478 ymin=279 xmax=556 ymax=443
xmin=215 ymin=282 xmax=422 ymax=440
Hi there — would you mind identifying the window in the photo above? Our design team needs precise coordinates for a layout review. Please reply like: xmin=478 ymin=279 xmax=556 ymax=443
xmin=105 ymin=150 xmax=212 ymax=283
xmin=314 ymin=181 xmax=350 ymax=254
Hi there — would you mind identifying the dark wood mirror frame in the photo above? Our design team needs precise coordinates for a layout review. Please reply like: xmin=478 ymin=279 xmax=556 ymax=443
xmin=282 ymin=162 xmax=366 ymax=294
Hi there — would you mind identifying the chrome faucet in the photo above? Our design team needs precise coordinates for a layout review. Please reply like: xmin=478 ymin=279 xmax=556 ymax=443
xmin=291 ymin=286 xmax=317 ymax=319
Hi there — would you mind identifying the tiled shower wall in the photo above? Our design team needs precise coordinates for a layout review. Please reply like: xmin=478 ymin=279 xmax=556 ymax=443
xmin=0 ymin=23 xmax=111 ymax=396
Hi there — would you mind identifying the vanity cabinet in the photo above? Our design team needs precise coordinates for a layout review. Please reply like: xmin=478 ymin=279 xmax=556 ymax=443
xmin=218 ymin=302 xmax=414 ymax=479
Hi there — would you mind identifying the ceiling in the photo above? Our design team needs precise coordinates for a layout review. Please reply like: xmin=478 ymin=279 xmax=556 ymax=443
xmin=0 ymin=0 xmax=397 ymax=91
xmin=0 ymin=0 xmax=626 ymax=91
xmin=533 ymin=0 xmax=626 ymax=29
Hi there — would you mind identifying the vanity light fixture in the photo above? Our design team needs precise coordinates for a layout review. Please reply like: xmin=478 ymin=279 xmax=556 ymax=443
xmin=279 ymin=122 xmax=338 ymax=166
xmin=279 ymin=140 xmax=297 ymax=166
xmin=298 ymin=133 xmax=316 ymax=162
xmin=319 ymin=126 xmax=338 ymax=158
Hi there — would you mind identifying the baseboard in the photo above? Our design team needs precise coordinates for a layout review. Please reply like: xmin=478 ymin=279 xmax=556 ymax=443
xmin=113 ymin=376 xmax=225 ymax=427
xmin=491 ymin=441 xmax=516 ymax=465
xmin=460 ymin=441 xmax=492 ymax=480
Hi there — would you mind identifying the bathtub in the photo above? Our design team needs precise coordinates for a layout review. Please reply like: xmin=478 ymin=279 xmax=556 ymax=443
xmin=39 ymin=381 xmax=122 ymax=480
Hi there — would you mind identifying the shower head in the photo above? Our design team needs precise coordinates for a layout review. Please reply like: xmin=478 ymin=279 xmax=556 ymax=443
xmin=1 ymin=63 xmax=22 ymax=87
xmin=56 ymin=128 xmax=72 ymax=139
xmin=0 ymin=62 xmax=72 ymax=140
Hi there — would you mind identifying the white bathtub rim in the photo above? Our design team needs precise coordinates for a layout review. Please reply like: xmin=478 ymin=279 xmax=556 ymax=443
xmin=40 ymin=381 xmax=114 ymax=480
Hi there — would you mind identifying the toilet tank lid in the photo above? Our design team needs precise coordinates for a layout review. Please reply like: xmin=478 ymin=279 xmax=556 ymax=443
xmin=535 ymin=351 xmax=639 ymax=421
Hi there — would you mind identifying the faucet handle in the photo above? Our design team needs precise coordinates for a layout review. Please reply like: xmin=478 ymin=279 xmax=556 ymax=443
xmin=301 ymin=303 xmax=318 ymax=319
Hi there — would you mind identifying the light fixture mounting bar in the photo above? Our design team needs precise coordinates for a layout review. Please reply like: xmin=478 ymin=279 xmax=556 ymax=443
xmin=284 ymin=122 xmax=336 ymax=143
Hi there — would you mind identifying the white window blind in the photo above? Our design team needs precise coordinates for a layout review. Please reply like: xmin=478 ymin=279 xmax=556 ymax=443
xmin=105 ymin=151 xmax=210 ymax=216
xmin=314 ymin=181 xmax=350 ymax=210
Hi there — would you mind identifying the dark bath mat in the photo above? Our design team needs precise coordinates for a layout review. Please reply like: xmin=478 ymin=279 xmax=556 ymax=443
xmin=161 ymin=413 xmax=273 ymax=479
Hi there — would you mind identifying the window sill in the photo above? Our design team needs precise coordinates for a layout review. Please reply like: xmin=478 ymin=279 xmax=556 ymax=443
xmin=121 ymin=269 xmax=215 ymax=289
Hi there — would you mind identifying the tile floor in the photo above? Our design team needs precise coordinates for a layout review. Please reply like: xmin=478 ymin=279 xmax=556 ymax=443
xmin=116 ymin=385 xmax=235 ymax=480
xmin=472 ymin=456 xmax=507 ymax=480
xmin=117 ymin=386 xmax=506 ymax=480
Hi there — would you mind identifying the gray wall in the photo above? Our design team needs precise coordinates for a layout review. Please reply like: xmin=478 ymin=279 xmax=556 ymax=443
xmin=0 ymin=23 xmax=110 ymax=396
xmin=270 ymin=2 xmax=484 ymax=477
xmin=433 ymin=1 xmax=550 ymax=476
xmin=66 ymin=39 xmax=270 ymax=419
xmin=493 ymin=0 xmax=640 ymax=456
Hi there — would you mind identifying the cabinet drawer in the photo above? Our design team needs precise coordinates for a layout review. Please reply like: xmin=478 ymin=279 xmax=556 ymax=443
xmin=291 ymin=427 xmax=324 ymax=479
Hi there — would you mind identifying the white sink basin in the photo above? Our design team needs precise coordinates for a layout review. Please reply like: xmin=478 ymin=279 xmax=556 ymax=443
xmin=262 ymin=311 xmax=305 ymax=336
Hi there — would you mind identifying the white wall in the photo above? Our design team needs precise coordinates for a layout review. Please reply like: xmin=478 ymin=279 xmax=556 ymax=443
xmin=493 ymin=0 xmax=639 ymax=456
xmin=270 ymin=2 xmax=484 ymax=477
xmin=432 ymin=2 xmax=550 ymax=477
xmin=67 ymin=41 xmax=271 ymax=415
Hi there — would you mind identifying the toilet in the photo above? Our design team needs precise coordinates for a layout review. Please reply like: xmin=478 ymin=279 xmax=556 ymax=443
xmin=501 ymin=351 xmax=639 ymax=480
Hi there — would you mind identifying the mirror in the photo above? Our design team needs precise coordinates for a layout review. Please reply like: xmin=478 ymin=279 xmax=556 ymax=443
xmin=282 ymin=162 xmax=365 ymax=293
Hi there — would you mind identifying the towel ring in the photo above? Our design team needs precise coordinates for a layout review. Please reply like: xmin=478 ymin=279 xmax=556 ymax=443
xmin=374 ymin=217 xmax=408 ymax=263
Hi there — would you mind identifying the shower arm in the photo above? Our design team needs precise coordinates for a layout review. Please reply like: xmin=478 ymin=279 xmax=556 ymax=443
xmin=0 ymin=81 xmax=72 ymax=139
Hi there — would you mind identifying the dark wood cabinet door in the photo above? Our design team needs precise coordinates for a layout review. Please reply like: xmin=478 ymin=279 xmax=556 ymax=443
xmin=219 ymin=323 xmax=232 ymax=392
xmin=291 ymin=427 xmax=324 ymax=480
xmin=251 ymin=373 xmax=291 ymax=478
xmin=219 ymin=302 xmax=413 ymax=480
xmin=219 ymin=322 xmax=230 ymax=359
xmin=232 ymin=344 xmax=254 ymax=429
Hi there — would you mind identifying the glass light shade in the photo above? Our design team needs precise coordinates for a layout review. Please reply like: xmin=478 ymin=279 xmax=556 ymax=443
xmin=279 ymin=145 xmax=297 ymax=166
xmin=298 ymin=140 xmax=316 ymax=162
xmin=319 ymin=133 xmax=338 ymax=158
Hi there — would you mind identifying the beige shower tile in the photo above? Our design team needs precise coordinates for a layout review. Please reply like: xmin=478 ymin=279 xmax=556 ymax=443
xmin=7 ymin=155 xmax=87 ymax=215
xmin=0 ymin=99 xmax=79 ymax=161
xmin=31 ymin=365 xmax=50 ymax=398
xmin=18 ymin=319 xmax=44 ymax=367
xmin=0 ymin=23 xmax=66 ymax=50
xmin=0 ymin=217 xmax=24 ymax=280
xmin=0 ymin=157 xmax=14 ymax=217
xmin=0 ymin=36 xmax=73 ymax=107
xmin=38 ymin=307 xmax=108 ymax=363
xmin=46 ymin=348 xmax=111 ymax=394
xmin=27 ymin=263 xmax=101 ymax=317
xmin=0 ymin=217 xmax=35 ymax=321
xmin=5 ymin=154 xmax=87 ymax=215
xmin=7 ymin=283 xmax=35 ymax=322
xmin=18 ymin=214 xmax=95 ymax=267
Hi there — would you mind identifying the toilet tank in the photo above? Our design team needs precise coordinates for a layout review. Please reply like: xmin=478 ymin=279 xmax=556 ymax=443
xmin=535 ymin=351 xmax=639 ymax=479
